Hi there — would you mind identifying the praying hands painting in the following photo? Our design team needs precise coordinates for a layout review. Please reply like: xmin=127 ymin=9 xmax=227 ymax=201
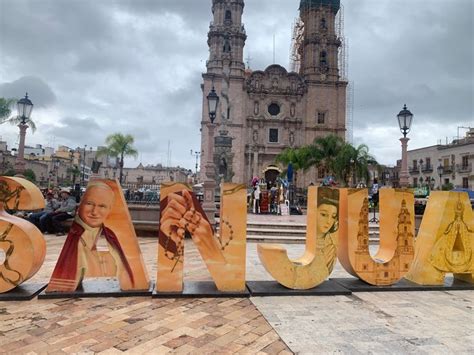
xmin=156 ymin=182 xmax=247 ymax=292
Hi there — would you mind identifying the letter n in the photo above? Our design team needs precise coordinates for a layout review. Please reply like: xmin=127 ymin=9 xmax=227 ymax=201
xmin=156 ymin=182 xmax=247 ymax=292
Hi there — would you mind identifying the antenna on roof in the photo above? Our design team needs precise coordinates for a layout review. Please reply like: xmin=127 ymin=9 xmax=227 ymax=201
xmin=273 ymin=34 xmax=276 ymax=63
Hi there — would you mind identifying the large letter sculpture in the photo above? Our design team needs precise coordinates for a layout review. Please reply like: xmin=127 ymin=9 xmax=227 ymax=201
xmin=257 ymin=187 xmax=339 ymax=289
xmin=47 ymin=179 xmax=150 ymax=292
xmin=338 ymin=188 xmax=415 ymax=285
xmin=0 ymin=177 xmax=46 ymax=293
xmin=405 ymin=191 xmax=474 ymax=285
xmin=157 ymin=182 xmax=246 ymax=292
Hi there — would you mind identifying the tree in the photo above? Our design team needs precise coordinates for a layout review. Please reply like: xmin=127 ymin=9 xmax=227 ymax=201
xmin=97 ymin=133 xmax=138 ymax=184
xmin=67 ymin=165 xmax=81 ymax=185
xmin=0 ymin=98 xmax=15 ymax=123
xmin=333 ymin=143 xmax=378 ymax=186
xmin=275 ymin=134 xmax=378 ymax=186
xmin=309 ymin=134 xmax=345 ymax=177
xmin=23 ymin=169 xmax=36 ymax=183
xmin=0 ymin=97 xmax=37 ymax=131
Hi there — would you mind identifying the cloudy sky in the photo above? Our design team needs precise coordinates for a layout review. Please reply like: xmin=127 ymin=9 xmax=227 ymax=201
xmin=0 ymin=0 xmax=472 ymax=171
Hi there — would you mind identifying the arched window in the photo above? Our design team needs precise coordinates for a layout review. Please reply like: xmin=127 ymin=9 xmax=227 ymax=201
xmin=320 ymin=51 xmax=327 ymax=66
xmin=223 ymin=35 xmax=231 ymax=53
xmin=320 ymin=17 xmax=327 ymax=30
xmin=225 ymin=10 xmax=232 ymax=21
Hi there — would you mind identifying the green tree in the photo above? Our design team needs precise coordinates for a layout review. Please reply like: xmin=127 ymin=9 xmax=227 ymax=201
xmin=333 ymin=143 xmax=378 ymax=186
xmin=309 ymin=134 xmax=345 ymax=177
xmin=97 ymin=133 xmax=138 ymax=184
xmin=0 ymin=98 xmax=15 ymax=123
xmin=23 ymin=169 xmax=36 ymax=183
xmin=67 ymin=165 xmax=81 ymax=185
xmin=0 ymin=97 xmax=37 ymax=131
xmin=275 ymin=134 xmax=378 ymax=186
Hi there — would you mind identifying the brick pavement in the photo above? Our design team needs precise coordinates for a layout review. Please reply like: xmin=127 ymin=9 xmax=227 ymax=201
xmin=1 ymin=216 xmax=473 ymax=353
xmin=0 ymin=234 xmax=293 ymax=354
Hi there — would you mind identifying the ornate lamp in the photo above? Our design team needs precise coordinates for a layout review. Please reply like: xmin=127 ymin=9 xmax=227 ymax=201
xmin=397 ymin=104 xmax=413 ymax=138
xmin=397 ymin=104 xmax=413 ymax=187
xmin=14 ymin=93 xmax=34 ymax=174
xmin=207 ymin=87 xmax=219 ymax=123
xmin=17 ymin=93 xmax=33 ymax=124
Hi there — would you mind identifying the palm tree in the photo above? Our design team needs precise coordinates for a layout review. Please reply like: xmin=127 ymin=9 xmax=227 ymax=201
xmin=334 ymin=143 xmax=378 ymax=186
xmin=97 ymin=133 xmax=138 ymax=184
xmin=308 ymin=134 xmax=345 ymax=177
xmin=0 ymin=98 xmax=15 ymax=122
xmin=0 ymin=97 xmax=37 ymax=131
xmin=67 ymin=165 xmax=81 ymax=185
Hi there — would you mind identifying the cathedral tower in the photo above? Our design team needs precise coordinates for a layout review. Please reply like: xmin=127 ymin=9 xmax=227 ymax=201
xmin=206 ymin=0 xmax=247 ymax=76
xmin=299 ymin=0 xmax=341 ymax=81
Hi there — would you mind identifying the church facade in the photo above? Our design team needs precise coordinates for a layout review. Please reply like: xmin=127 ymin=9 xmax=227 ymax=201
xmin=200 ymin=0 xmax=347 ymax=188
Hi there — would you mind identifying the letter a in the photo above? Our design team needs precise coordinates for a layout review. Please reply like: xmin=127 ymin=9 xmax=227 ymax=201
xmin=47 ymin=179 xmax=150 ymax=292
xmin=405 ymin=191 xmax=474 ymax=285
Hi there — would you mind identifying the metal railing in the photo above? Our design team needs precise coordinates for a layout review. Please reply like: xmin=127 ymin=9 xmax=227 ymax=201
xmin=456 ymin=163 xmax=472 ymax=173
xmin=421 ymin=164 xmax=433 ymax=173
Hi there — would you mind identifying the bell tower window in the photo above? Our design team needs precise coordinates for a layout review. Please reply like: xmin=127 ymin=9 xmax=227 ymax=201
xmin=320 ymin=51 xmax=327 ymax=66
xmin=223 ymin=35 xmax=231 ymax=53
xmin=225 ymin=10 xmax=232 ymax=21
xmin=320 ymin=18 xmax=327 ymax=30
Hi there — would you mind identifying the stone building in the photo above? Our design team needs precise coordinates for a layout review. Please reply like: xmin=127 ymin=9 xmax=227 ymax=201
xmin=200 ymin=0 xmax=347 ymax=188
xmin=99 ymin=163 xmax=191 ymax=185
xmin=406 ymin=128 xmax=473 ymax=190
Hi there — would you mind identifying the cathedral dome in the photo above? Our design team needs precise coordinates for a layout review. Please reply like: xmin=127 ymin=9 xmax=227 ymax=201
xmin=299 ymin=0 xmax=340 ymax=13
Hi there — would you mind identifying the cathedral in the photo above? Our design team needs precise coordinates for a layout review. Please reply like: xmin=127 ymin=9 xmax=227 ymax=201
xmin=200 ymin=0 xmax=347 ymax=188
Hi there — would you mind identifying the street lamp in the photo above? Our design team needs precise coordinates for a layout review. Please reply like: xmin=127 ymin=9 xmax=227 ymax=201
xmin=202 ymin=86 xmax=220 ymax=225
xmin=437 ymin=164 xmax=443 ymax=190
xmin=81 ymin=144 xmax=87 ymax=187
xmin=397 ymin=104 xmax=413 ymax=187
xmin=191 ymin=149 xmax=201 ymax=183
xmin=190 ymin=149 xmax=201 ymax=180
xmin=14 ymin=93 xmax=33 ymax=174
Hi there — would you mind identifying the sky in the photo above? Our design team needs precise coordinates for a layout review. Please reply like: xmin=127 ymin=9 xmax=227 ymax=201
xmin=0 ymin=0 xmax=472 ymax=171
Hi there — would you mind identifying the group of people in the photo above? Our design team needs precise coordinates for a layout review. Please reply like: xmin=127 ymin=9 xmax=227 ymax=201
xmin=27 ymin=188 xmax=77 ymax=235
xmin=251 ymin=182 xmax=286 ymax=215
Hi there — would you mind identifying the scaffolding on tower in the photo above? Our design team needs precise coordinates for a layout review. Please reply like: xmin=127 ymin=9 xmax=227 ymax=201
xmin=289 ymin=17 xmax=304 ymax=73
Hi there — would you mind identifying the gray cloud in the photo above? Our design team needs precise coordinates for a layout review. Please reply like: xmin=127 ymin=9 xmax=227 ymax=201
xmin=0 ymin=0 xmax=472 ymax=168
xmin=0 ymin=76 xmax=56 ymax=108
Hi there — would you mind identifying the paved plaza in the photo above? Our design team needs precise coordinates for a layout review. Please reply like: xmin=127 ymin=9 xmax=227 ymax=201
xmin=0 ymin=214 xmax=473 ymax=354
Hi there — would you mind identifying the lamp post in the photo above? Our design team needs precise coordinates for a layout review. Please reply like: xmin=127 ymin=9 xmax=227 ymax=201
xmin=14 ymin=93 xmax=34 ymax=174
xmin=202 ymin=86 xmax=219 ymax=225
xmin=191 ymin=149 xmax=201 ymax=179
xmin=397 ymin=104 xmax=413 ymax=188
xmin=81 ymin=144 xmax=87 ymax=187
xmin=437 ymin=164 xmax=443 ymax=190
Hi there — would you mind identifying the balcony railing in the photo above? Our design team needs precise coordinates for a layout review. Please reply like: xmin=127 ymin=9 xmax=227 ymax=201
xmin=421 ymin=164 xmax=433 ymax=173
xmin=409 ymin=166 xmax=420 ymax=174
xmin=442 ymin=165 xmax=454 ymax=174
xmin=456 ymin=163 xmax=472 ymax=173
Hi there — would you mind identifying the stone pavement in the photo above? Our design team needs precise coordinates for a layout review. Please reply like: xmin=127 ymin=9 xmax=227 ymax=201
xmin=1 ymin=219 xmax=473 ymax=353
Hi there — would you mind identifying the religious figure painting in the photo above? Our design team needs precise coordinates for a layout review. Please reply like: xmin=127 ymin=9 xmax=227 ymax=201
xmin=406 ymin=191 xmax=474 ymax=285
xmin=257 ymin=186 xmax=339 ymax=289
xmin=46 ymin=179 xmax=149 ymax=293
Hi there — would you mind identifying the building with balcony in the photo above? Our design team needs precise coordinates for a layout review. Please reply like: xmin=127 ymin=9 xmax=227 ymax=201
xmin=407 ymin=129 xmax=473 ymax=189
